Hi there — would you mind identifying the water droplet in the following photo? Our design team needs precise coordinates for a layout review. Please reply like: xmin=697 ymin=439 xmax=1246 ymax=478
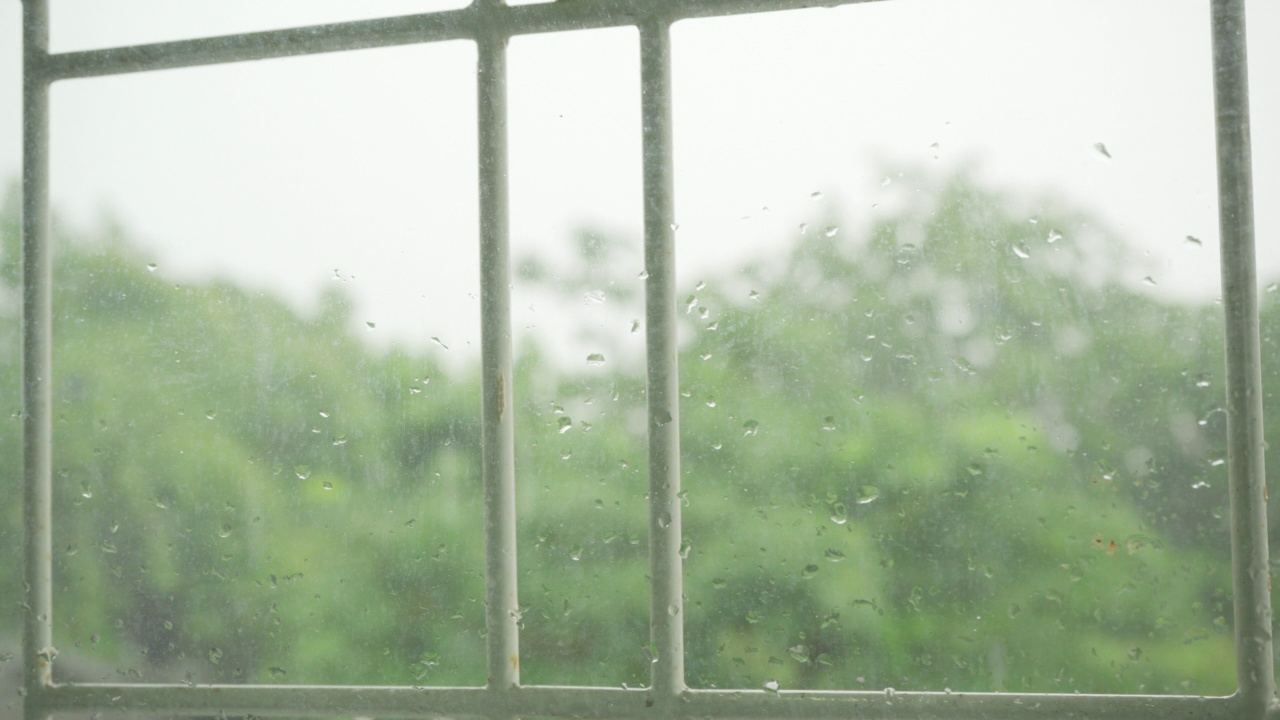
xmin=966 ymin=462 xmax=984 ymax=476
xmin=642 ymin=644 xmax=659 ymax=664
xmin=743 ymin=420 xmax=759 ymax=436
xmin=1195 ymin=373 xmax=1211 ymax=388
xmin=880 ymin=176 xmax=893 ymax=187
xmin=630 ymin=319 xmax=641 ymax=333
xmin=748 ymin=290 xmax=760 ymax=301
xmin=570 ymin=546 xmax=582 ymax=561
xmin=654 ymin=410 xmax=673 ymax=426
xmin=712 ymin=578 xmax=727 ymax=589
xmin=586 ymin=353 xmax=605 ymax=366
xmin=1192 ymin=481 xmax=1210 ymax=489
xmin=80 ymin=482 xmax=92 ymax=499
xmin=430 ymin=336 xmax=449 ymax=350
xmin=366 ymin=321 xmax=376 ymax=330
xmin=1143 ymin=276 xmax=1157 ymax=286
xmin=146 ymin=262 xmax=158 ymax=272
xmin=810 ymin=191 xmax=823 ymax=201
xmin=1182 ymin=627 xmax=1210 ymax=644
xmin=680 ymin=536 xmax=692 ymax=558
xmin=801 ymin=564 xmax=820 ymax=579
xmin=763 ymin=680 xmax=779 ymax=694
xmin=667 ymin=604 xmax=680 ymax=616
xmin=798 ymin=222 xmax=808 ymax=234
xmin=332 ymin=435 xmax=347 ymax=446
xmin=658 ymin=512 xmax=672 ymax=529
xmin=584 ymin=290 xmax=606 ymax=305
xmin=1185 ymin=235 xmax=1202 ymax=247
xmin=822 ymin=416 xmax=836 ymax=431
xmin=218 ymin=524 xmax=233 ymax=539
xmin=823 ymin=226 xmax=839 ymax=238
xmin=830 ymin=502 xmax=848 ymax=525
xmin=321 ymin=481 xmax=333 ymax=490
xmin=294 ymin=465 xmax=312 ymax=480
xmin=268 ymin=666 xmax=287 ymax=678
xmin=1047 ymin=229 xmax=1062 ymax=244
xmin=1012 ymin=243 xmax=1031 ymax=259
xmin=1094 ymin=142 xmax=1112 ymax=159
xmin=1008 ymin=603 xmax=1022 ymax=618
xmin=884 ymin=687 xmax=896 ymax=701
xmin=705 ymin=397 xmax=717 ymax=408
xmin=637 ymin=269 xmax=649 ymax=280
xmin=788 ymin=645 xmax=809 ymax=663
xmin=824 ymin=548 xmax=845 ymax=562
xmin=857 ymin=486 xmax=880 ymax=504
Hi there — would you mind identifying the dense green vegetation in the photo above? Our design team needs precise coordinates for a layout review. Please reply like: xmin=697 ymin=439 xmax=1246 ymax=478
xmin=1 ymin=170 xmax=1269 ymax=704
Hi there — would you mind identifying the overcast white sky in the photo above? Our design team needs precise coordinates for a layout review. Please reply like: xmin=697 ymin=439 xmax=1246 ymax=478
xmin=0 ymin=0 xmax=1276 ymax=364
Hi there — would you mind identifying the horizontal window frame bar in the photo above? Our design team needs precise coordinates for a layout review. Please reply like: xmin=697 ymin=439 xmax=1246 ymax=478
xmin=34 ymin=0 xmax=882 ymax=82
xmin=25 ymin=683 xmax=1247 ymax=720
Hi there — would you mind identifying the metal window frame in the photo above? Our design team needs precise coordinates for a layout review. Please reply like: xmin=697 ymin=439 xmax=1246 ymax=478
xmin=18 ymin=0 xmax=1273 ymax=718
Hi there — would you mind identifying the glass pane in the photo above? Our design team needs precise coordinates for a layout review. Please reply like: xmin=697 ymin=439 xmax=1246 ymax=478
xmin=673 ymin=0 xmax=1234 ymax=695
xmin=507 ymin=26 xmax=650 ymax=687
xmin=46 ymin=43 xmax=487 ymax=686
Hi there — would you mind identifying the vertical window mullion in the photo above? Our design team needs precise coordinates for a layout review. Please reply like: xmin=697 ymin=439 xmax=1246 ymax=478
xmin=1210 ymin=0 xmax=1274 ymax=714
xmin=640 ymin=16 xmax=686 ymax=700
xmin=476 ymin=1 xmax=521 ymax=693
xmin=21 ymin=1 xmax=55 ymax=718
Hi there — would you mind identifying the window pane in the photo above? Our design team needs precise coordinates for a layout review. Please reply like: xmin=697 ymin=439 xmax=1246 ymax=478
xmin=673 ymin=0 xmax=1234 ymax=694
xmin=47 ymin=43 xmax=488 ymax=686
xmin=508 ymin=27 xmax=652 ymax=687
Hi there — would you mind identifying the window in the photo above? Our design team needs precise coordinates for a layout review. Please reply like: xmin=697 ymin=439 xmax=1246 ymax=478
xmin=11 ymin=0 xmax=1275 ymax=718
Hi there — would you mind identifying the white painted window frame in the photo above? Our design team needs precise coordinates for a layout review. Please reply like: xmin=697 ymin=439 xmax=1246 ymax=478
xmin=19 ymin=1 xmax=1273 ymax=718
